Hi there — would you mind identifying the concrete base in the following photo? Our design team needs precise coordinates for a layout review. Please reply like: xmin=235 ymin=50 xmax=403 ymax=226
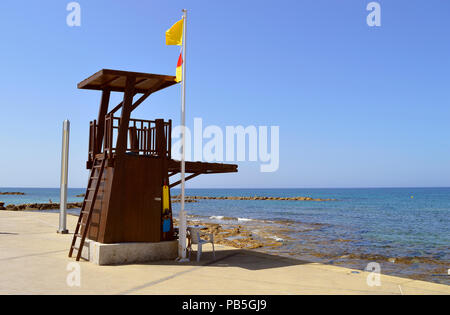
xmin=76 ymin=239 xmax=178 ymax=265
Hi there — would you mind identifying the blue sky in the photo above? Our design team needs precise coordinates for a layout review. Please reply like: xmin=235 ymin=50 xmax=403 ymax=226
xmin=0 ymin=0 xmax=449 ymax=188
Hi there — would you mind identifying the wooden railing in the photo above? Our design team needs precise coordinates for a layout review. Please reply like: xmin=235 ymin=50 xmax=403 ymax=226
xmin=88 ymin=115 xmax=172 ymax=166
xmin=88 ymin=120 xmax=98 ymax=164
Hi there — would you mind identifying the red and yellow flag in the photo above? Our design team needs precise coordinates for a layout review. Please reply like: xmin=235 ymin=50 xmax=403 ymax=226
xmin=166 ymin=17 xmax=184 ymax=83
xmin=176 ymin=51 xmax=183 ymax=82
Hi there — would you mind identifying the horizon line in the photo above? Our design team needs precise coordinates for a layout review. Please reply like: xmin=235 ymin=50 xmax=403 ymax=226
xmin=1 ymin=186 xmax=450 ymax=190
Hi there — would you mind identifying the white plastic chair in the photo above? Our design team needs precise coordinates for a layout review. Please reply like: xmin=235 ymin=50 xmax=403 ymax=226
xmin=187 ymin=226 xmax=215 ymax=262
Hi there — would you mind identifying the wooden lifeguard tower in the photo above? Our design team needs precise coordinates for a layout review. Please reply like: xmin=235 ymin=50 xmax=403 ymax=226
xmin=69 ymin=69 xmax=238 ymax=261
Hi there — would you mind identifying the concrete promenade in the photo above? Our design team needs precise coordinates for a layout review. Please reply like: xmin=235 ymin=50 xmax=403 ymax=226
xmin=0 ymin=211 xmax=448 ymax=295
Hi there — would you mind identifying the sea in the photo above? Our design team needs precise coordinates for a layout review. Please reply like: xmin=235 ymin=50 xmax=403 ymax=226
xmin=1 ymin=187 xmax=449 ymax=285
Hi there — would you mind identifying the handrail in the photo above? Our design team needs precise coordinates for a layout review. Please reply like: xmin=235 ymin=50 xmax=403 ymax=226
xmin=88 ymin=120 xmax=97 ymax=163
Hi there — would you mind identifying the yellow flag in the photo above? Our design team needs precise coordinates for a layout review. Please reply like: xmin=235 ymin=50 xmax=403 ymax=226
xmin=166 ymin=18 xmax=184 ymax=46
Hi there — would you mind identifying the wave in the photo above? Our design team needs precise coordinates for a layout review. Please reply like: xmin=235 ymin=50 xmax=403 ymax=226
xmin=209 ymin=215 xmax=225 ymax=220
xmin=208 ymin=215 xmax=255 ymax=222
xmin=237 ymin=218 xmax=253 ymax=222
xmin=270 ymin=236 xmax=284 ymax=242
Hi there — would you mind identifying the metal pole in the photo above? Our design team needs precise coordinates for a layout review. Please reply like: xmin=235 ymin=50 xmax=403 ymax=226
xmin=58 ymin=120 xmax=70 ymax=234
xmin=178 ymin=9 xmax=189 ymax=261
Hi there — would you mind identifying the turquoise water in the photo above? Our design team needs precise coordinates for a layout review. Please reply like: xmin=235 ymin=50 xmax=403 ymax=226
xmin=1 ymin=187 xmax=449 ymax=284
xmin=173 ymin=188 xmax=450 ymax=254
xmin=171 ymin=188 xmax=450 ymax=284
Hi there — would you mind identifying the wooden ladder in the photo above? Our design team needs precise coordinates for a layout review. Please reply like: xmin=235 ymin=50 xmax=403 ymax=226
xmin=68 ymin=156 xmax=106 ymax=261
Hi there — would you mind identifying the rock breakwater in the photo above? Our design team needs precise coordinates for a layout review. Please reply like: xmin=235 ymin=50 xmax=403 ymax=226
xmin=172 ymin=195 xmax=335 ymax=202
xmin=0 ymin=202 xmax=83 ymax=211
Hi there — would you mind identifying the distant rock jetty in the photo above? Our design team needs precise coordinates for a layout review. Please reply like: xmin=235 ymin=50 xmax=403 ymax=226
xmin=171 ymin=195 xmax=200 ymax=203
xmin=0 ymin=192 xmax=25 ymax=195
xmin=0 ymin=202 xmax=83 ymax=211
xmin=172 ymin=195 xmax=335 ymax=202
xmin=0 ymin=195 xmax=335 ymax=211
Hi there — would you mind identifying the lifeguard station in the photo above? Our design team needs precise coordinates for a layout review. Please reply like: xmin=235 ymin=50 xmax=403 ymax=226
xmin=69 ymin=69 xmax=237 ymax=263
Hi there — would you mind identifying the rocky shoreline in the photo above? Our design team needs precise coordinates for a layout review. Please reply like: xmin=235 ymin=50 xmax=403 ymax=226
xmin=0 ymin=192 xmax=25 ymax=195
xmin=173 ymin=218 xmax=286 ymax=250
xmin=0 ymin=202 xmax=83 ymax=211
xmin=173 ymin=216 xmax=449 ymax=285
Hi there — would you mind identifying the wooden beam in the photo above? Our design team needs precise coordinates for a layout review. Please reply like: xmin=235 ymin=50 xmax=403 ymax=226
xmin=115 ymin=76 xmax=136 ymax=155
xmin=100 ymin=76 xmax=121 ymax=89
xmin=107 ymin=91 xmax=137 ymax=116
xmin=169 ymin=173 xmax=201 ymax=188
xmin=134 ymin=77 xmax=150 ymax=86
xmin=128 ymin=79 xmax=171 ymax=113
xmin=106 ymin=78 xmax=173 ymax=116
xmin=130 ymin=92 xmax=151 ymax=113
xmin=95 ymin=90 xmax=111 ymax=155
xmin=108 ymin=90 xmax=150 ymax=116
xmin=108 ymin=101 xmax=124 ymax=116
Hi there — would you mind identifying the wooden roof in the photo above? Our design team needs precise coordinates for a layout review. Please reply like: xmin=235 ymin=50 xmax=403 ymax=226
xmin=78 ymin=69 xmax=178 ymax=94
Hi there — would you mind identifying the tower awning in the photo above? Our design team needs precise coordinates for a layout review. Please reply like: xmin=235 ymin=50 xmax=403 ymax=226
xmin=78 ymin=69 xmax=178 ymax=94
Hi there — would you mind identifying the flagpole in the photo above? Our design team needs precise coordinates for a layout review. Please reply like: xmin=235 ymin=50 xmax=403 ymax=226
xmin=178 ymin=8 xmax=189 ymax=262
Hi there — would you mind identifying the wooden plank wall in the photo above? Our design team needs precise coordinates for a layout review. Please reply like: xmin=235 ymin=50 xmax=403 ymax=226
xmin=100 ymin=155 xmax=162 ymax=243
